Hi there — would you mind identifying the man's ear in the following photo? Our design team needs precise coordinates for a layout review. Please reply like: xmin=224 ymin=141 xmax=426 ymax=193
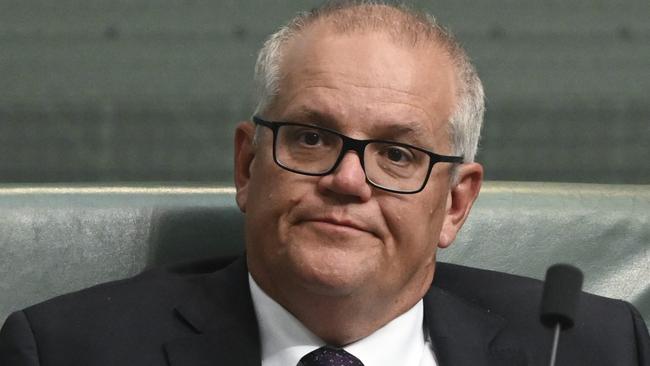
xmin=234 ymin=121 xmax=256 ymax=212
xmin=438 ymin=163 xmax=483 ymax=248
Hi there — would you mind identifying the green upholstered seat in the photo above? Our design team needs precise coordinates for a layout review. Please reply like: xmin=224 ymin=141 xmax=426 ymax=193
xmin=1 ymin=182 xmax=648 ymax=331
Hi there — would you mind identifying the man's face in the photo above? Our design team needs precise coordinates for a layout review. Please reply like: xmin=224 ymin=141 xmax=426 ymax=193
xmin=235 ymin=25 xmax=480 ymax=312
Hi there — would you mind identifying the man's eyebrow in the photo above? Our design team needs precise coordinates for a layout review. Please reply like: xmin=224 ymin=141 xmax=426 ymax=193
xmin=372 ymin=121 xmax=435 ymax=149
xmin=379 ymin=122 xmax=426 ymax=138
xmin=285 ymin=108 xmax=337 ymax=127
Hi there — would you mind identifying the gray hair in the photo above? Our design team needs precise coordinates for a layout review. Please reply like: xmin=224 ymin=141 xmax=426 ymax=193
xmin=252 ymin=0 xmax=484 ymax=164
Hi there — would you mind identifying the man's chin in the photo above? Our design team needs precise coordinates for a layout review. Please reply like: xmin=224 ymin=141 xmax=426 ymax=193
xmin=296 ymin=271 xmax=366 ymax=297
xmin=286 ymin=246 xmax=378 ymax=297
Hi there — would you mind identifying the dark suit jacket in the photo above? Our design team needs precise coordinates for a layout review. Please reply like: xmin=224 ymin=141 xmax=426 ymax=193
xmin=1 ymin=257 xmax=649 ymax=365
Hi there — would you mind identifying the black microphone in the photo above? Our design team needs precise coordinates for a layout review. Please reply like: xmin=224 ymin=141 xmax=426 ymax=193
xmin=540 ymin=264 xmax=583 ymax=366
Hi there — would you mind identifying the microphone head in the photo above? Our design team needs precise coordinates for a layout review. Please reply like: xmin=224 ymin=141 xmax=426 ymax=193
xmin=540 ymin=264 xmax=584 ymax=329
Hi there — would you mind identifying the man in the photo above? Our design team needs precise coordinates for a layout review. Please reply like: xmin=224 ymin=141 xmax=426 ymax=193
xmin=1 ymin=1 xmax=648 ymax=365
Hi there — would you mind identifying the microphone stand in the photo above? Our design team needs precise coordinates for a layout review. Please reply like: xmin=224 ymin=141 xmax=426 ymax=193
xmin=549 ymin=323 xmax=561 ymax=366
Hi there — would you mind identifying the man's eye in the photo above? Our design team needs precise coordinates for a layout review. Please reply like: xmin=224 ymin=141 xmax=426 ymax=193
xmin=384 ymin=146 xmax=413 ymax=164
xmin=298 ymin=131 xmax=322 ymax=146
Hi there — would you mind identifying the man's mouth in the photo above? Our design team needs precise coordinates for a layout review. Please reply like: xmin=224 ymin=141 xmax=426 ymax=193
xmin=292 ymin=208 xmax=381 ymax=238
xmin=306 ymin=217 xmax=367 ymax=233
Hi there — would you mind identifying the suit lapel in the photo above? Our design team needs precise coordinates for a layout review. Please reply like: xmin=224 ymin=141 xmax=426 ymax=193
xmin=424 ymin=286 xmax=527 ymax=366
xmin=164 ymin=257 xmax=261 ymax=366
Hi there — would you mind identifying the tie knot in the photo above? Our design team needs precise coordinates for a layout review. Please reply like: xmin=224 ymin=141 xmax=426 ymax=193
xmin=298 ymin=346 xmax=364 ymax=366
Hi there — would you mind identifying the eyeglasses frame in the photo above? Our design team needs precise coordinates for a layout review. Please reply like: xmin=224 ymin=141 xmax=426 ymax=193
xmin=252 ymin=116 xmax=463 ymax=194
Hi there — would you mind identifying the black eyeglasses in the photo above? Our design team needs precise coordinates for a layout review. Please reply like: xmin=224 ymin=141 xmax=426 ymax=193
xmin=252 ymin=116 xmax=463 ymax=194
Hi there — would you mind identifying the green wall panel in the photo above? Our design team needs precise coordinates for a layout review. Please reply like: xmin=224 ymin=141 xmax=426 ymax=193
xmin=1 ymin=0 xmax=649 ymax=183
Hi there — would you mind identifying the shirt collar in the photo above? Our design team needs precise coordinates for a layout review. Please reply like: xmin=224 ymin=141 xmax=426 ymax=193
xmin=249 ymin=274 xmax=430 ymax=366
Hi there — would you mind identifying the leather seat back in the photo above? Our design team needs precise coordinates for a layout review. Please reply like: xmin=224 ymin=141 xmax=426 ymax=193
xmin=1 ymin=182 xmax=648 ymax=330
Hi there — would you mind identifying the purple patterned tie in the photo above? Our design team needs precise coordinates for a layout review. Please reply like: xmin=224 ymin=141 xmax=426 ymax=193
xmin=298 ymin=346 xmax=365 ymax=366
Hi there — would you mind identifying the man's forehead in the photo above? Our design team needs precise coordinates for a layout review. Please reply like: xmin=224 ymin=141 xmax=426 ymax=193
xmin=278 ymin=101 xmax=450 ymax=153
xmin=289 ymin=105 xmax=433 ymax=134
xmin=282 ymin=37 xmax=453 ymax=112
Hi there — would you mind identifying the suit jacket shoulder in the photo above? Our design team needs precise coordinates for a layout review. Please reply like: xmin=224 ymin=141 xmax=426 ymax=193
xmin=429 ymin=262 xmax=650 ymax=365
xmin=0 ymin=257 xmax=260 ymax=366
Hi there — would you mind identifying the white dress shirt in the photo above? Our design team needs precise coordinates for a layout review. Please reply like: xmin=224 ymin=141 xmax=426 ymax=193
xmin=249 ymin=274 xmax=437 ymax=366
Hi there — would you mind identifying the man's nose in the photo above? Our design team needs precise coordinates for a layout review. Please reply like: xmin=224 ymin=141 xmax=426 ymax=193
xmin=317 ymin=151 xmax=372 ymax=202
